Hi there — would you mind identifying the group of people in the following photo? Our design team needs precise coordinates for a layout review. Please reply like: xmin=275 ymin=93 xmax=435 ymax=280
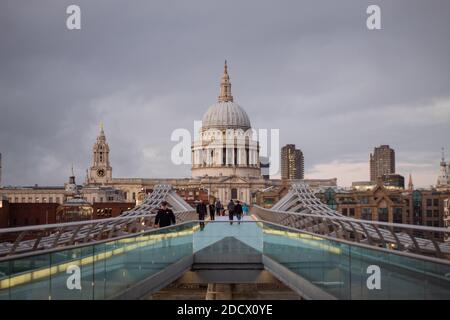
xmin=225 ymin=199 xmax=249 ymax=225
xmin=154 ymin=199 xmax=250 ymax=230
xmin=196 ymin=199 xmax=249 ymax=226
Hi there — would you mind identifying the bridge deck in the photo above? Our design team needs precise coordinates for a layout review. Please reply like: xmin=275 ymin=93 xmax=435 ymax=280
xmin=0 ymin=217 xmax=449 ymax=300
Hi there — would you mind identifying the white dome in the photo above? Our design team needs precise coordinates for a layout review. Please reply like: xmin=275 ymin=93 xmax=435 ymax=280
xmin=202 ymin=101 xmax=251 ymax=131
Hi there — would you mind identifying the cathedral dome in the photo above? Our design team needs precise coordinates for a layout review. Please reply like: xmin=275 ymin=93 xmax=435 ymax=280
xmin=192 ymin=61 xmax=261 ymax=180
xmin=201 ymin=61 xmax=251 ymax=132
xmin=202 ymin=101 xmax=251 ymax=131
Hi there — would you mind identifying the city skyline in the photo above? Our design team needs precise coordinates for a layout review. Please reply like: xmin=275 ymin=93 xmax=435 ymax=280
xmin=0 ymin=131 xmax=447 ymax=189
xmin=1 ymin=0 xmax=450 ymax=188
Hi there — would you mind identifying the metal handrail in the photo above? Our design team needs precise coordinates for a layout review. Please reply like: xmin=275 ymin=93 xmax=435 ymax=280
xmin=257 ymin=219 xmax=450 ymax=266
xmin=0 ymin=211 xmax=189 ymax=235
xmin=0 ymin=219 xmax=200 ymax=263
xmin=253 ymin=205 xmax=450 ymax=234
xmin=1 ymin=219 xmax=449 ymax=266
xmin=253 ymin=203 xmax=450 ymax=260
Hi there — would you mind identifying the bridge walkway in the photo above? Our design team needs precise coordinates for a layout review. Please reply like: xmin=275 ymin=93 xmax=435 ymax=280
xmin=1 ymin=216 xmax=449 ymax=300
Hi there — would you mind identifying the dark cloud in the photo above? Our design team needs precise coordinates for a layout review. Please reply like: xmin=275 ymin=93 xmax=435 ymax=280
xmin=1 ymin=0 xmax=449 ymax=187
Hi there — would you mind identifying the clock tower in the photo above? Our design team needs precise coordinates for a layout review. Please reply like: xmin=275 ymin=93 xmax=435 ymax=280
xmin=87 ymin=123 xmax=112 ymax=184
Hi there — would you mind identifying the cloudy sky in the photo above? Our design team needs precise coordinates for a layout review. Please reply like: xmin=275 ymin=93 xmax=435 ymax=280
xmin=1 ymin=0 xmax=449 ymax=188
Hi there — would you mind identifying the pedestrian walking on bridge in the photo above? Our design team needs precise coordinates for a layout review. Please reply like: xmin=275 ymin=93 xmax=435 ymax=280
xmin=227 ymin=199 xmax=235 ymax=225
xmin=208 ymin=202 xmax=216 ymax=220
xmin=154 ymin=201 xmax=176 ymax=247
xmin=235 ymin=200 xmax=243 ymax=224
xmin=196 ymin=200 xmax=207 ymax=230
xmin=155 ymin=201 xmax=176 ymax=228
xmin=242 ymin=202 xmax=249 ymax=216
xmin=215 ymin=200 xmax=223 ymax=216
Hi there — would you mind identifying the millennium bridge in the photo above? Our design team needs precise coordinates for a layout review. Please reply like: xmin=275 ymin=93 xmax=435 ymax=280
xmin=0 ymin=184 xmax=449 ymax=300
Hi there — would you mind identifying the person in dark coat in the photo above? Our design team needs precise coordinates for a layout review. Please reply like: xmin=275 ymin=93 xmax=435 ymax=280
xmin=196 ymin=200 xmax=207 ymax=229
xmin=227 ymin=199 xmax=235 ymax=225
xmin=215 ymin=200 xmax=223 ymax=216
xmin=235 ymin=200 xmax=243 ymax=225
xmin=208 ymin=202 xmax=216 ymax=221
xmin=154 ymin=201 xmax=176 ymax=247
xmin=154 ymin=201 xmax=176 ymax=228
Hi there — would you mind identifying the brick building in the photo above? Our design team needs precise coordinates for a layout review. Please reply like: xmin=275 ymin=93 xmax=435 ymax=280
xmin=316 ymin=181 xmax=450 ymax=241
xmin=0 ymin=199 xmax=133 ymax=228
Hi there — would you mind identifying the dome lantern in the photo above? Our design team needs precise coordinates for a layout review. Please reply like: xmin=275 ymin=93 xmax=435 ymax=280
xmin=218 ymin=60 xmax=233 ymax=103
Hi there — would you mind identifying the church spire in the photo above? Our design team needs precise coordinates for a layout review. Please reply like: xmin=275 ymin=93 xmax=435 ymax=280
xmin=68 ymin=164 xmax=76 ymax=185
xmin=218 ymin=60 xmax=233 ymax=102
xmin=437 ymin=147 xmax=449 ymax=187
xmin=97 ymin=122 xmax=106 ymax=143
xmin=100 ymin=121 xmax=105 ymax=136
xmin=408 ymin=173 xmax=414 ymax=191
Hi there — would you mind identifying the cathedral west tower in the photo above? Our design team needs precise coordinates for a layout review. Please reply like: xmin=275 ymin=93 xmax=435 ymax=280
xmin=87 ymin=124 xmax=112 ymax=184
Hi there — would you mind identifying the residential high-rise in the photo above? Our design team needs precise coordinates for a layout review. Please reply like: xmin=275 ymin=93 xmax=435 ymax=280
xmin=370 ymin=145 xmax=395 ymax=181
xmin=281 ymin=144 xmax=304 ymax=180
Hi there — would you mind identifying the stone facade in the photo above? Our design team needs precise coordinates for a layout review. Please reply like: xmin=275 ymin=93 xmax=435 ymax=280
xmin=0 ymin=173 xmax=125 ymax=205
xmin=108 ymin=176 xmax=271 ymax=206
xmin=0 ymin=187 xmax=66 ymax=204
